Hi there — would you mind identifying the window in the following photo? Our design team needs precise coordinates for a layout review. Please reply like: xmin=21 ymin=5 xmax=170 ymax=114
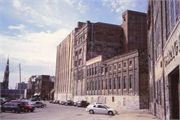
xmin=129 ymin=61 xmax=132 ymax=65
xmin=124 ymin=62 xmax=126 ymax=67
xmin=130 ymin=75 xmax=132 ymax=89
xmin=119 ymin=77 xmax=121 ymax=89
xmin=92 ymin=67 xmax=94 ymax=75
xmin=119 ymin=64 xmax=121 ymax=68
xmin=90 ymin=68 xmax=91 ymax=75
xmin=95 ymin=67 xmax=97 ymax=74
xmin=130 ymin=15 xmax=132 ymax=20
xmin=114 ymin=78 xmax=116 ymax=89
xmin=92 ymin=81 xmax=94 ymax=90
xmin=135 ymin=37 xmax=138 ymax=41
xmin=87 ymin=82 xmax=89 ymax=90
xmin=106 ymin=79 xmax=108 ymax=89
xmin=130 ymin=36 xmax=132 ymax=41
xmin=135 ymin=23 xmax=138 ymax=28
xmin=135 ymin=16 xmax=138 ymax=21
xmin=95 ymin=81 xmax=97 ymax=90
xmin=98 ymin=80 xmax=100 ymax=90
xmin=166 ymin=0 xmax=178 ymax=37
xmin=102 ymin=80 xmax=103 ymax=89
xmin=124 ymin=76 xmax=126 ymax=89
xmin=109 ymin=66 xmax=112 ymax=71
xmin=114 ymin=65 xmax=116 ymax=69
xmin=109 ymin=79 xmax=112 ymax=89
xmin=112 ymin=97 xmax=114 ymax=102
xmin=90 ymin=81 xmax=92 ymax=90
xmin=87 ymin=69 xmax=89 ymax=76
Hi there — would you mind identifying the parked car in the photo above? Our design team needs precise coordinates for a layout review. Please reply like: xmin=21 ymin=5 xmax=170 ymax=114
xmin=1 ymin=103 xmax=23 ymax=113
xmin=29 ymin=101 xmax=47 ymax=108
xmin=1 ymin=99 xmax=6 ymax=105
xmin=10 ymin=100 xmax=35 ymax=112
xmin=55 ymin=100 xmax=60 ymax=104
xmin=73 ymin=101 xmax=77 ymax=107
xmin=52 ymin=100 xmax=56 ymax=104
xmin=86 ymin=103 xmax=118 ymax=115
xmin=76 ymin=101 xmax=90 ymax=107
xmin=49 ymin=100 xmax=53 ymax=103
xmin=60 ymin=101 xmax=66 ymax=105
xmin=65 ymin=100 xmax=74 ymax=106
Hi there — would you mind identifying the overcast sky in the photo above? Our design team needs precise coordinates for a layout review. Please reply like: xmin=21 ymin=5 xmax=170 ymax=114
xmin=0 ymin=0 xmax=147 ymax=89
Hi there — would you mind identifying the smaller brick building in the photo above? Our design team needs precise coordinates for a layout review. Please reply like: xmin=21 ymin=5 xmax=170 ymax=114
xmin=74 ymin=49 xmax=149 ymax=109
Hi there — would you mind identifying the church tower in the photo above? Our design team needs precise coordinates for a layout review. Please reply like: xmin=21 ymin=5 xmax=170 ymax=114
xmin=2 ymin=57 xmax=10 ymax=89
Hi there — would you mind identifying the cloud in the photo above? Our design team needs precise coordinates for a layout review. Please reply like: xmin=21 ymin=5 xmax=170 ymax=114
xmin=11 ymin=1 xmax=62 ymax=27
xmin=8 ymin=24 xmax=27 ymax=30
xmin=13 ymin=0 xmax=21 ymax=8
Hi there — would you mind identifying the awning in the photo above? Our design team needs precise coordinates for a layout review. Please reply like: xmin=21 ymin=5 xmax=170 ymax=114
xmin=50 ymin=89 xmax=55 ymax=94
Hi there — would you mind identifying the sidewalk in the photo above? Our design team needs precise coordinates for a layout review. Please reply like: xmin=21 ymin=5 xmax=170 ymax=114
xmin=111 ymin=108 xmax=160 ymax=120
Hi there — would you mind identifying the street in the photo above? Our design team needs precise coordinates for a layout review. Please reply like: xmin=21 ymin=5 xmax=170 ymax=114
xmin=0 ymin=101 xmax=159 ymax=120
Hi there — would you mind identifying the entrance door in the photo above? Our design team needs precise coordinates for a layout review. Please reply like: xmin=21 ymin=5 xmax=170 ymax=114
xmin=169 ymin=67 xmax=179 ymax=119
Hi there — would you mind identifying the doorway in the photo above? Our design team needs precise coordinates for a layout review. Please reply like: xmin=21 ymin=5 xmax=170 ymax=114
xmin=169 ymin=66 xmax=179 ymax=119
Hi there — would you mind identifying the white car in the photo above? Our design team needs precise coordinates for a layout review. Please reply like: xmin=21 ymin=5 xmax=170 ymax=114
xmin=86 ymin=104 xmax=118 ymax=115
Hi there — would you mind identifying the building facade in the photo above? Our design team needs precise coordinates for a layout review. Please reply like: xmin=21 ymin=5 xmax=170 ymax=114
xmin=54 ymin=10 xmax=148 ymax=109
xmin=54 ymin=30 xmax=75 ymax=100
xmin=147 ymin=0 xmax=180 ymax=119
xmin=74 ymin=49 xmax=149 ymax=109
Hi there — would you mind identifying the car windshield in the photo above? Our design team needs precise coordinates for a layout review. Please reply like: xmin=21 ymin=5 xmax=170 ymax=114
xmin=23 ymin=102 xmax=29 ymax=105
xmin=103 ymin=105 xmax=110 ymax=109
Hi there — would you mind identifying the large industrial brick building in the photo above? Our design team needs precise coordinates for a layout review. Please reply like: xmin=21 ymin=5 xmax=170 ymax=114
xmin=147 ymin=0 xmax=180 ymax=119
xmin=54 ymin=10 xmax=148 ymax=109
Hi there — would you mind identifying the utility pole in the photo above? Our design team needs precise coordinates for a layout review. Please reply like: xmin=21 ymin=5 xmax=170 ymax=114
xmin=19 ymin=63 xmax=21 ymax=99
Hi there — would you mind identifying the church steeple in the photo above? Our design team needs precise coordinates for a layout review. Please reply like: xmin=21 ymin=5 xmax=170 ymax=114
xmin=3 ymin=57 xmax=10 ymax=89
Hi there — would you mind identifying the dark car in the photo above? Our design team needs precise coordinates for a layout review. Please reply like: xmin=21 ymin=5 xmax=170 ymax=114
xmin=1 ymin=103 xmax=23 ymax=113
xmin=65 ymin=100 xmax=73 ymax=106
xmin=76 ymin=101 xmax=89 ymax=107
xmin=60 ymin=101 xmax=66 ymax=105
xmin=10 ymin=100 xmax=35 ymax=112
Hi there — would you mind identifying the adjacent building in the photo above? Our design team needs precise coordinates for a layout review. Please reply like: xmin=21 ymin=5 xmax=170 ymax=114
xmin=54 ymin=10 xmax=148 ymax=109
xmin=147 ymin=0 xmax=180 ymax=119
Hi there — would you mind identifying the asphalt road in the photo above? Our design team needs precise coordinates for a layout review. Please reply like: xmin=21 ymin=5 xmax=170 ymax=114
xmin=0 ymin=101 xmax=117 ymax=120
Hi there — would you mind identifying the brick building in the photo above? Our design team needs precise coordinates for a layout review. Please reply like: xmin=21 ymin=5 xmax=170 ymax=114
xmin=54 ymin=10 xmax=148 ymax=109
xmin=73 ymin=49 xmax=149 ymax=109
xmin=147 ymin=0 xmax=180 ymax=119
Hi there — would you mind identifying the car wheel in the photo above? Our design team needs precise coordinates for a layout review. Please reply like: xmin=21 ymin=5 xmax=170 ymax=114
xmin=2 ymin=110 xmax=5 ymax=112
xmin=11 ymin=109 xmax=16 ymax=113
xmin=37 ymin=107 xmax=39 ymax=108
xmin=30 ymin=110 xmax=34 ymax=112
xmin=89 ymin=110 xmax=94 ymax=114
xmin=25 ymin=109 xmax=29 ymax=112
xmin=108 ymin=111 xmax=113 ymax=115
xmin=18 ymin=111 xmax=20 ymax=113
xmin=41 ymin=105 xmax=44 ymax=108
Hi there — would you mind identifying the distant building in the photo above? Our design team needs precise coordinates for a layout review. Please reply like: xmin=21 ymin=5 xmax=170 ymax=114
xmin=2 ymin=57 xmax=10 ymax=89
xmin=26 ymin=75 xmax=55 ymax=99
xmin=1 ymin=89 xmax=24 ymax=99
xmin=15 ymin=82 xmax=27 ymax=90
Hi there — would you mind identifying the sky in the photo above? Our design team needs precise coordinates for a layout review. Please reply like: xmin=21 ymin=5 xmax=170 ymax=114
xmin=0 ymin=0 xmax=147 ymax=89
